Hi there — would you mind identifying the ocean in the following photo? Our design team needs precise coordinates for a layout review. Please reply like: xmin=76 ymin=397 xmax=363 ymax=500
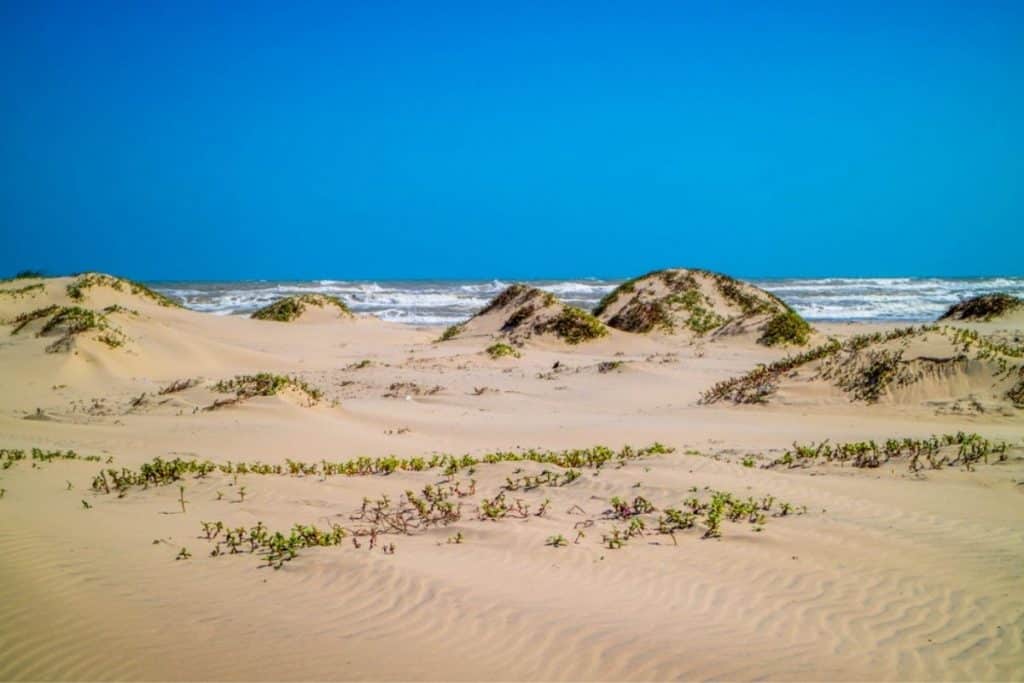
xmin=150 ymin=277 xmax=1024 ymax=327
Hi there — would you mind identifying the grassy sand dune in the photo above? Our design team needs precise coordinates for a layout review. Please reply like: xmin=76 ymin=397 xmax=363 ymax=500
xmin=593 ymin=268 xmax=811 ymax=346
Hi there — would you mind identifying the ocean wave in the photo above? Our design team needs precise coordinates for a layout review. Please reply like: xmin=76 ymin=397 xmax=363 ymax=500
xmin=150 ymin=277 xmax=1024 ymax=325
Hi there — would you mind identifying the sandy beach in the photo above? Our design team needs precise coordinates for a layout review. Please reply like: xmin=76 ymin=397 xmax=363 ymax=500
xmin=0 ymin=272 xmax=1022 ymax=681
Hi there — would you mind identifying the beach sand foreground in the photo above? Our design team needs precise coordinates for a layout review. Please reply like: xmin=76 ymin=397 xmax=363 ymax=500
xmin=1 ymin=275 xmax=1022 ymax=681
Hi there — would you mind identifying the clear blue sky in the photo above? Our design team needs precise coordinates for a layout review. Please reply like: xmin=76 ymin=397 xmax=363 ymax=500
xmin=1 ymin=1 xmax=1022 ymax=280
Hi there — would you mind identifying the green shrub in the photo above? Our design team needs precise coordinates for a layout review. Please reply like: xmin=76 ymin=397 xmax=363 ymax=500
xmin=758 ymin=310 xmax=811 ymax=347
xmin=541 ymin=306 xmax=609 ymax=344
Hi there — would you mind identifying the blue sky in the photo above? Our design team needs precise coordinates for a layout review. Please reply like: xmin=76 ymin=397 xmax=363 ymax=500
xmin=1 ymin=1 xmax=1022 ymax=280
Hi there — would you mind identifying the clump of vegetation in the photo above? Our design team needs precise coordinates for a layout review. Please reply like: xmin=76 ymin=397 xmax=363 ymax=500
xmin=607 ymin=301 xmax=673 ymax=333
xmin=758 ymin=310 xmax=812 ymax=347
xmin=209 ymin=373 xmax=323 ymax=408
xmin=9 ymin=305 xmax=126 ymax=352
xmin=250 ymin=294 xmax=352 ymax=322
xmin=437 ymin=323 xmax=464 ymax=342
xmin=203 ymin=519 xmax=349 ymax=569
xmin=536 ymin=306 xmax=608 ymax=344
xmin=9 ymin=305 xmax=59 ymax=334
xmin=940 ymin=294 xmax=1023 ymax=321
xmin=597 ymin=488 xmax=803 ymax=546
xmin=486 ymin=342 xmax=520 ymax=359
xmin=66 ymin=273 xmax=181 ymax=308
xmin=765 ymin=432 xmax=1009 ymax=473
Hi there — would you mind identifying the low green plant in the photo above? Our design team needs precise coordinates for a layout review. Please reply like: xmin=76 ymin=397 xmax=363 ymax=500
xmin=546 ymin=534 xmax=568 ymax=547
xmin=486 ymin=342 xmax=520 ymax=359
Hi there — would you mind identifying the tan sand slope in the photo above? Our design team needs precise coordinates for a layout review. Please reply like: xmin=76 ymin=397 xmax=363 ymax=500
xmin=1 ymin=272 xmax=1023 ymax=682
xmin=593 ymin=268 xmax=812 ymax=346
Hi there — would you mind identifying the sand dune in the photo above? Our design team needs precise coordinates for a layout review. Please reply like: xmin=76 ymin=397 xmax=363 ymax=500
xmin=1 ymin=273 xmax=1022 ymax=681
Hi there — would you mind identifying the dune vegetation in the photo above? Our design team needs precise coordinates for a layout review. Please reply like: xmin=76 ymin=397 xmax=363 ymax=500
xmin=939 ymin=293 xmax=1023 ymax=321
xmin=250 ymin=293 xmax=353 ymax=322
xmin=594 ymin=268 xmax=810 ymax=346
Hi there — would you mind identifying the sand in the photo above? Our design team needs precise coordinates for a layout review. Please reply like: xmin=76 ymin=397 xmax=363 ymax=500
xmin=1 ymin=275 xmax=1022 ymax=681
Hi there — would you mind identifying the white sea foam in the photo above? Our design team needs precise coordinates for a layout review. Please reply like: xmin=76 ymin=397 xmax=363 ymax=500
xmin=150 ymin=277 xmax=1024 ymax=326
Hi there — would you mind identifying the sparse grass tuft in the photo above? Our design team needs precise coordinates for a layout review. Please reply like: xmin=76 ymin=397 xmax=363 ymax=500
xmin=251 ymin=294 xmax=352 ymax=322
